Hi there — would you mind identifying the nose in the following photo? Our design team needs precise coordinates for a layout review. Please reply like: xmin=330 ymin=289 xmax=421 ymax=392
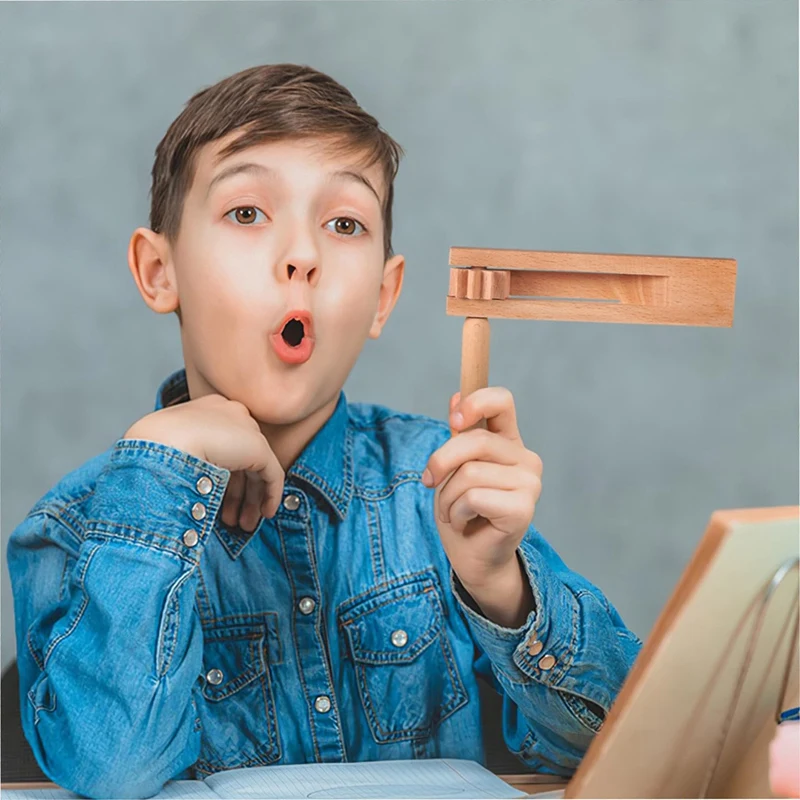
xmin=277 ymin=226 xmax=320 ymax=287
xmin=286 ymin=260 xmax=318 ymax=284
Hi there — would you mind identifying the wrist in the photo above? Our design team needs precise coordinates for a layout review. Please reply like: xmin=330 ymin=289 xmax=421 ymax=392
xmin=123 ymin=421 xmax=201 ymax=460
xmin=457 ymin=553 xmax=534 ymax=629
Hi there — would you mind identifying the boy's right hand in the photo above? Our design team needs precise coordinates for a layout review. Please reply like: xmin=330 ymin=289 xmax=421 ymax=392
xmin=123 ymin=394 xmax=285 ymax=529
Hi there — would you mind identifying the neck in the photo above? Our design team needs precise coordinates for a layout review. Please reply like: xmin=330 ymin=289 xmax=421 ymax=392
xmin=258 ymin=394 xmax=339 ymax=472
xmin=182 ymin=365 xmax=339 ymax=473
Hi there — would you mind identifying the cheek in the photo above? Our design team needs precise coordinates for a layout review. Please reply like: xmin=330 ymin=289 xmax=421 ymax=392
xmin=178 ymin=244 xmax=275 ymax=318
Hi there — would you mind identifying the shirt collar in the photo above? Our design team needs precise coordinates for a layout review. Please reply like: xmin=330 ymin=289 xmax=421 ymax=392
xmin=154 ymin=369 xmax=354 ymax=520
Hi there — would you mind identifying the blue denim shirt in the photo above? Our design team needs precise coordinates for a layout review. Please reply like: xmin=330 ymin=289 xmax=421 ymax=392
xmin=7 ymin=369 xmax=641 ymax=799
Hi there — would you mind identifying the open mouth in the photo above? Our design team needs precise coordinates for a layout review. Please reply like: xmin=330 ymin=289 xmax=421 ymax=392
xmin=271 ymin=311 xmax=315 ymax=364
xmin=281 ymin=318 xmax=305 ymax=347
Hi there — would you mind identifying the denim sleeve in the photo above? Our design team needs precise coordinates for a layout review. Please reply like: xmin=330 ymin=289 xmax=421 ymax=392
xmin=6 ymin=440 xmax=230 ymax=799
xmin=451 ymin=524 xmax=642 ymax=776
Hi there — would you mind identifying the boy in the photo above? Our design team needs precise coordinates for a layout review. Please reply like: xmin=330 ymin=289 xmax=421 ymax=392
xmin=7 ymin=64 xmax=641 ymax=799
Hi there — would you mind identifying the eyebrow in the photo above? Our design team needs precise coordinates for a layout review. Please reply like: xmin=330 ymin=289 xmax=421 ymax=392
xmin=205 ymin=162 xmax=274 ymax=199
xmin=327 ymin=170 xmax=382 ymax=207
xmin=205 ymin=161 xmax=381 ymax=206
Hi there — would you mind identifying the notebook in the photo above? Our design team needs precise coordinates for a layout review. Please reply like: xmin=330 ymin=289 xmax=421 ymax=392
xmin=0 ymin=758 xmax=564 ymax=799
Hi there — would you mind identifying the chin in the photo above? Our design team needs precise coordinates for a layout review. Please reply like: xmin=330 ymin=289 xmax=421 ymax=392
xmin=238 ymin=380 xmax=335 ymax=427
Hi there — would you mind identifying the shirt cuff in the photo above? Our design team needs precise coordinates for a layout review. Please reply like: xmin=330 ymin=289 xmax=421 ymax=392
xmin=87 ymin=439 xmax=230 ymax=564
xmin=450 ymin=535 xmax=579 ymax=687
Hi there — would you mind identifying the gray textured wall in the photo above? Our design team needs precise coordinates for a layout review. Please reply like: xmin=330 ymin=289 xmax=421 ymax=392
xmin=1 ymin=0 xmax=797 ymax=674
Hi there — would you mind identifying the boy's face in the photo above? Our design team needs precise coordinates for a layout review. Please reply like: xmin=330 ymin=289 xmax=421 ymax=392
xmin=134 ymin=134 xmax=404 ymax=426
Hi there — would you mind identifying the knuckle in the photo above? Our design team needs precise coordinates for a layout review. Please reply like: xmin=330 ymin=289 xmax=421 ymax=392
xmin=461 ymin=461 xmax=481 ymax=482
xmin=464 ymin=487 xmax=481 ymax=507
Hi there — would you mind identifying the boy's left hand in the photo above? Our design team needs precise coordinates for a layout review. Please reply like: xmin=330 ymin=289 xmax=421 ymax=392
xmin=422 ymin=387 xmax=543 ymax=626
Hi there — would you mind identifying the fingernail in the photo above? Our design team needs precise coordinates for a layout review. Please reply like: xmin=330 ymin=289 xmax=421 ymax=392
xmin=422 ymin=469 xmax=433 ymax=487
xmin=452 ymin=411 xmax=464 ymax=428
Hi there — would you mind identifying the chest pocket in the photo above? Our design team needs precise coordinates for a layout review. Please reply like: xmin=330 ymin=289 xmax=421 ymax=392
xmin=338 ymin=570 xmax=468 ymax=744
xmin=194 ymin=612 xmax=282 ymax=775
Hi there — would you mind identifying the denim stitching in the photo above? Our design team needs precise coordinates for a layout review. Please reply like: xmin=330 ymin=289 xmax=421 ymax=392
xmin=83 ymin=527 xmax=195 ymax=562
xmin=347 ymin=623 xmax=439 ymax=665
xmin=110 ymin=440 xmax=230 ymax=476
xmin=336 ymin=568 xmax=437 ymax=617
xmin=31 ymin=508 xmax=87 ymax=546
xmin=201 ymin=632 xmax=267 ymax=702
xmin=198 ymin=612 xmax=281 ymax=659
xmin=254 ymin=638 xmax=282 ymax=763
xmin=305 ymin=514 xmax=346 ymax=759
xmin=276 ymin=517 xmax=322 ymax=762
xmin=340 ymin=580 xmax=437 ymax=627
xmin=364 ymin=500 xmax=386 ymax=583
xmin=57 ymin=553 xmax=74 ymax=602
xmin=353 ymin=473 xmax=422 ymax=501
xmin=436 ymin=635 xmax=470 ymax=721
xmin=42 ymin=541 xmax=102 ymax=668
xmin=27 ymin=675 xmax=57 ymax=724
xmin=557 ymin=690 xmax=604 ymax=734
xmin=156 ymin=569 xmax=194 ymax=678
xmin=26 ymin=630 xmax=44 ymax=672
xmin=194 ymin=563 xmax=215 ymax=624
xmin=341 ymin=575 xmax=467 ymax=743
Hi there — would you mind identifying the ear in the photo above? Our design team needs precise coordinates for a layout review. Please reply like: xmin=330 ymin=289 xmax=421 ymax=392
xmin=127 ymin=227 xmax=180 ymax=314
xmin=369 ymin=254 xmax=405 ymax=339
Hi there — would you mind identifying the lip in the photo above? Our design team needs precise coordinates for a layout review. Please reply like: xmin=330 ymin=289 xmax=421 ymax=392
xmin=270 ymin=309 xmax=316 ymax=365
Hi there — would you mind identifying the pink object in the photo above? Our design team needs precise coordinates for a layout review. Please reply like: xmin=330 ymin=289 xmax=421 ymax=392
xmin=770 ymin=721 xmax=800 ymax=798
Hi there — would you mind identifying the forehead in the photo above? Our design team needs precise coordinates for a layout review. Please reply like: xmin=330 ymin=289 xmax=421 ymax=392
xmin=192 ymin=132 xmax=385 ymax=198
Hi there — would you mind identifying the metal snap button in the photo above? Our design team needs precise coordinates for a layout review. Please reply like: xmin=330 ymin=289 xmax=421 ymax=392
xmin=527 ymin=639 xmax=543 ymax=656
xmin=206 ymin=668 xmax=224 ymax=685
xmin=390 ymin=629 xmax=408 ymax=648
xmin=196 ymin=476 xmax=213 ymax=495
xmin=182 ymin=530 xmax=199 ymax=547
xmin=283 ymin=494 xmax=301 ymax=511
xmin=538 ymin=654 xmax=556 ymax=671
xmin=298 ymin=597 xmax=316 ymax=615
xmin=191 ymin=502 xmax=207 ymax=521
xmin=314 ymin=695 xmax=331 ymax=713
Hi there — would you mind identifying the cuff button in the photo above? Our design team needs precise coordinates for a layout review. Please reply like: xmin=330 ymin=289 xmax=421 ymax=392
xmin=538 ymin=654 xmax=556 ymax=670
xmin=526 ymin=639 xmax=543 ymax=656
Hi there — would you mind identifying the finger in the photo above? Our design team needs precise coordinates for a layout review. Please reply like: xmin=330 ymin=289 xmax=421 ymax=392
xmin=448 ymin=487 xmax=527 ymax=534
xmin=255 ymin=442 xmax=285 ymax=519
xmin=424 ymin=428 xmax=519 ymax=488
xmin=448 ymin=392 xmax=460 ymax=437
xmin=239 ymin=471 xmax=263 ymax=532
xmin=452 ymin=387 xmax=520 ymax=442
xmin=221 ymin=471 xmax=246 ymax=527
xmin=438 ymin=462 xmax=538 ymax=524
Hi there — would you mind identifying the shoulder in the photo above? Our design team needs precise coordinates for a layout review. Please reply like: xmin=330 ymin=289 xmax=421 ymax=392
xmin=346 ymin=402 xmax=451 ymax=478
xmin=24 ymin=447 xmax=115 ymax=530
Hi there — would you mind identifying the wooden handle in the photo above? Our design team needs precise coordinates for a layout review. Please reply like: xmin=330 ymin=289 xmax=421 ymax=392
xmin=459 ymin=317 xmax=490 ymax=431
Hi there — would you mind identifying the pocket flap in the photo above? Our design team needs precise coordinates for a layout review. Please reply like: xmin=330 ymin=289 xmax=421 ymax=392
xmin=339 ymin=573 xmax=444 ymax=665
xmin=200 ymin=614 xmax=277 ymax=702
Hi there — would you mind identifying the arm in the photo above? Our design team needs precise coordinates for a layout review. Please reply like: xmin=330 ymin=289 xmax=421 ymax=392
xmin=7 ymin=442 xmax=230 ymax=799
xmin=452 ymin=524 xmax=641 ymax=774
xmin=423 ymin=387 xmax=640 ymax=773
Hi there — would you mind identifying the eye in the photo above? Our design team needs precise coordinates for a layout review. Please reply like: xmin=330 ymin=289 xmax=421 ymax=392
xmin=325 ymin=217 xmax=366 ymax=237
xmin=226 ymin=206 xmax=268 ymax=225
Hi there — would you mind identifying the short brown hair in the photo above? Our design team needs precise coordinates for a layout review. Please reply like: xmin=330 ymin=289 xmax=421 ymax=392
xmin=149 ymin=64 xmax=404 ymax=257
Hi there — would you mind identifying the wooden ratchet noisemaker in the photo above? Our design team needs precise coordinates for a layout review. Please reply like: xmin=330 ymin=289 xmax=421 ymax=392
xmin=447 ymin=247 xmax=737 ymax=414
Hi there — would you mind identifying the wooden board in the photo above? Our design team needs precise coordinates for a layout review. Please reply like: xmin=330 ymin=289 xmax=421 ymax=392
xmin=447 ymin=247 xmax=737 ymax=326
xmin=565 ymin=507 xmax=800 ymax=799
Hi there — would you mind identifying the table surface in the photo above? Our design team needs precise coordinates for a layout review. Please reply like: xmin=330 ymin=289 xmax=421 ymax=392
xmin=1 ymin=775 xmax=570 ymax=795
